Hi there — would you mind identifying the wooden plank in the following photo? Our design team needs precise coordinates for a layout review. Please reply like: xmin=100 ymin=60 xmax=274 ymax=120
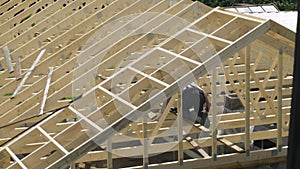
xmin=158 ymin=47 xmax=202 ymax=65
xmin=148 ymin=96 xmax=176 ymax=144
xmin=277 ymin=48 xmax=283 ymax=152
xmin=211 ymin=67 xmax=217 ymax=160
xmin=3 ymin=45 xmax=14 ymax=73
xmin=21 ymin=142 xmax=65 ymax=168
xmin=40 ymin=108 xmax=77 ymax=134
xmin=193 ymin=10 xmax=234 ymax=34
xmin=222 ymin=58 xmax=246 ymax=107
xmin=38 ymin=67 xmax=53 ymax=116
xmin=12 ymin=49 xmax=45 ymax=98
xmin=217 ymin=138 xmax=244 ymax=153
xmin=218 ymin=113 xmax=290 ymax=130
xmin=269 ymin=19 xmax=296 ymax=41
xmin=200 ymin=73 xmax=293 ymax=97
xmin=212 ymin=17 xmax=260 ymax=42
xmin=177 ymin=92 xmax=183 ymax=165
xmin=37 ymin=126 xmax=69 ymax=155
xmin=216 ymin=8 xmax=265 ymax=23
xmin=68 ymin=106 xmax=104 ymax=132
xmin=129 ymin=67 xmax=170 ymax=88
xmin=3 ymin=108 xmax=65 ymax=152
xmin=143 ymin=116 xmax=149 ymax=169
xmin=249 ymin=67 xmax=278 ymax=115
xmin=245 ymin=46 xmax=251 ymax=156
xmin=185 ymin=136 xmax=209 ymax=158
xmin=15 ymin=56 xmax=21 ymax=80
xmin=52 ymin=125 xmax=96 ymax=153
xmin=250 ymin=53 xmax=279 ymax=115
xmin=107 ymin=138 xmax=112 ymax=169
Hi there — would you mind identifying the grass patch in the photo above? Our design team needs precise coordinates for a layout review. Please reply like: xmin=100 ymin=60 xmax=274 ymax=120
xmin=4 ymin=93 xmax=13 ymax=96
xmin=107 ymin=66 xmax=115 ymax=70
xmin=64 ymin=96 xmax=75 ymax=100
xmin=21 ymin=14 xmax=32 ymax=22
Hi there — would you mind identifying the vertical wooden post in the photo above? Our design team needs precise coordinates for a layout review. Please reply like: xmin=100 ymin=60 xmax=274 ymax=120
xmin=3 ymin=46 xmax=14 ymax=73
xmin=245 ymin=46 xmax=251 ymax=156
xmin=0 ymin=150 xmax=10 ymax=168
xmin=143 ymin=115 xmax=149 ymax=169
xmin=70 ymin=163 xmax=76 ymax=169
xmin=177 ymin=92 xmax=183 ymax=165
xmin=0 ymin=61 xmax=4 ymax=71
xmin=107 ymin=138 xmax=113 ymax=169
xmin=212 ymin=68 xmax=217 ymax=161
xmin=277 ymin=48 xmax=283 ymax=152
xmin=15 ymin=57 xmax=21 ymax=80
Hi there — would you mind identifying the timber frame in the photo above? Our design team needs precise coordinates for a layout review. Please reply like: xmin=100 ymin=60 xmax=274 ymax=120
xmin=0 ymin=0 xmax=295 ymax=168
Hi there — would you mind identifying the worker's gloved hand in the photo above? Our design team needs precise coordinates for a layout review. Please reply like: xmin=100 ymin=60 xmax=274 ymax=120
xmin=170 ymin=107 xmax=177 ymax=114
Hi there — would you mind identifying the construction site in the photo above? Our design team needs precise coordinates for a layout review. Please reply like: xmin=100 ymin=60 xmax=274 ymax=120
xmin=0 ymin=0 xmax=296 ymax=168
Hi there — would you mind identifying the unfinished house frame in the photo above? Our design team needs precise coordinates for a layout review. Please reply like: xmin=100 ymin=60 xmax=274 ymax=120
xmin=0 ymin=0 xmax=295 ymax=168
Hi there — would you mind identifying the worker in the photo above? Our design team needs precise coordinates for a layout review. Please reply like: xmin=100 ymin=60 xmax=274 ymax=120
xmin=163 ymin=82 xmax=211 ymax=127
xmin=182 ymin=82 xmax=210 ymax=127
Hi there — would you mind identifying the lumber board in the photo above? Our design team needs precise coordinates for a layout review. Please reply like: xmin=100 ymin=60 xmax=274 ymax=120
xmin=217 ymin=138 xmax=244 ymax=153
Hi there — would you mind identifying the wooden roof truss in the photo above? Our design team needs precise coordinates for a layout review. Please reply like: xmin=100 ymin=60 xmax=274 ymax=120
xmin=0 ymin=0 xmax=295 ymax=168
